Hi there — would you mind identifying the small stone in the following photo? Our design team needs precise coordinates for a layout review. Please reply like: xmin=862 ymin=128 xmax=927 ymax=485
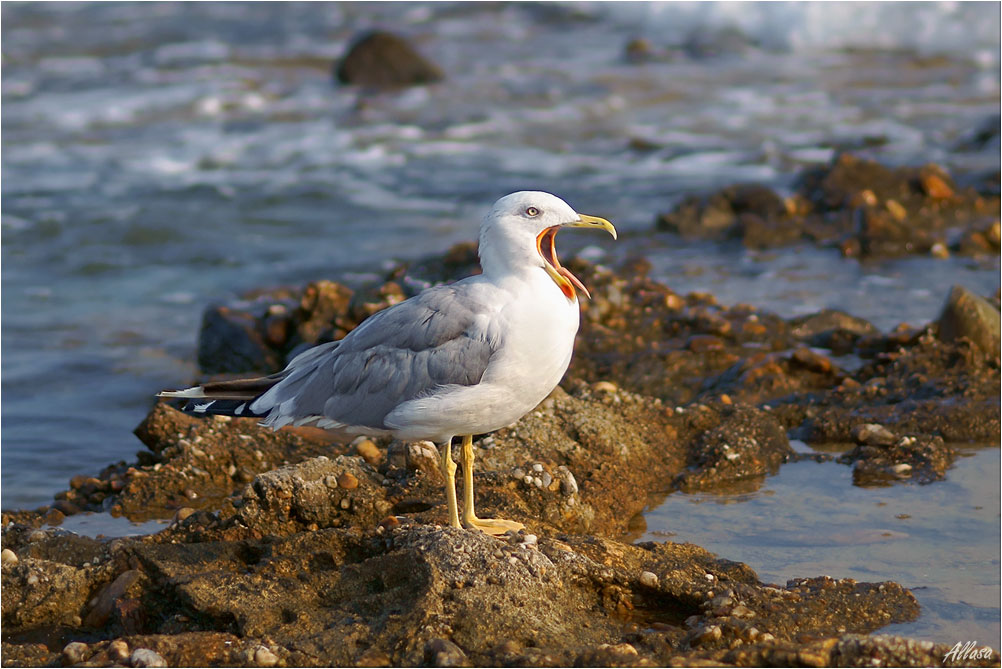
xmin=62 ymin=641 xmax=89 ymax=664
xmin=891 ymin=463 xmax=913 ymax=475
xmin=254 ymin=646 xmax=279 ymax=667
xmin=540 ymin=472 xmax=553 ymax=489
xmin=719 ymin=394 xmax=732 ymax=405
xmin=930 ymin=242 xmax=950 ymax=259
xmin=340 ymin=497 xmax=351 ymax=510
xmin=108 ymin=639 xmax=129 ymax=663
xmin=512 ymin=468 xmax=525 ymax=480
xmin=337 ymin=472 xmax=359 ymax=490
xmin=355 ymin=439 xmax=382 ymax=465
xmin=174 ymin=507 xmax=196 ymax=524
xmin=694 ymin=625 xmax=722 ymax=645
xmin=639 ymin=571 xmax=659 ymax=588
xmin=26 ymin=573 xmax=39 ymax=586
xmin=851 ymin=423 xmax=896 ymax=447
xmin=731 ymin=604 xmax=755 ymax=618
xmin=532 ymin=463 xmax=544 ymax=473
xmin=130 ymin=648 xmax=167 ymax=668
xmin=555 ymin=466 xmax=578 ymax=496
xmin=521 ymin=534 xmax=538 ymax=546
xmin=533 ymin=477 xmax=543 ymax=488
xmin=1 ymin=548 xmax=18 ymax=566
xmin=919 ymin=168 xmax=954 ymax=199
xmin=592 ymin=381 xmax=618 ymax=394
xmin=424 ymin=638 xmax=466 ymax=668
xmin=884 ymin=199 xmax=907 ymax=221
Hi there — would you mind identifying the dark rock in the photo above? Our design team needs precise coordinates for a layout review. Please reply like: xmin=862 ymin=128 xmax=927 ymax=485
xmin=197 ymin=305 xmax=280 ymax=374
xmin=674 ymin=405 xmax=794 ymax=492
xmin=654 ymin=154 xmax=1001 ymax=258
xmin=838 ymin=435 xmax=955 ymax=486
xmin=656 ymin=184 xmax=789 ymax=242
xmin=936 ymin=285 xmax=1001 ymax=358
xmin=335 ymin=31 xmax=444 ymax=88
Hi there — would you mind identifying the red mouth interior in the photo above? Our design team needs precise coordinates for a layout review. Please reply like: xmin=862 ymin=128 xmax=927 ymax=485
xmin=537 ymin=227 xmax=590 ymax=300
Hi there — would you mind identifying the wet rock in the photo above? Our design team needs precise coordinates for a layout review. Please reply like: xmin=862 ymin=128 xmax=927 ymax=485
xmin=335 ymin=31 xmax=443 ymax=87
xmin=654 ymin=153 xmax=1000 ymax=258
xmin=197 ymin=304 xmax=281 ymax=374
xmin=936 ymin=285 xmax=1001 ymax=358
xmin=674 ymin=405 xmax=793 ymax=492
xmin=790 ymin=309 xmax=878 ymax=353
xmin=656 ymin=184 xmax=789 ymax=242
xmin=839 ymin=435 xmax=955 ymax=486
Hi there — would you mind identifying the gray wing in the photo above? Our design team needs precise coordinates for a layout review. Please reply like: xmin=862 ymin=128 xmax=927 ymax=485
xmin=250 ymin=283 xmax=502 ymax=430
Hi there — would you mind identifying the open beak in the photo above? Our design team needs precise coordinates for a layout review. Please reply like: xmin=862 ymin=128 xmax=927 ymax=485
xmin=536 ymin=214 xmax=617 ymax=301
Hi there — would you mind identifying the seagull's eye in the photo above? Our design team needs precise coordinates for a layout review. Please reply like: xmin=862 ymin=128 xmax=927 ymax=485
xmin=525 ymin=206 xmax=540 ymax=217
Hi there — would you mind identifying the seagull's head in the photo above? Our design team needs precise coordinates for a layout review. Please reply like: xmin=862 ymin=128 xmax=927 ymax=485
xmin=478 ymin=191 xmax=617 ymax=300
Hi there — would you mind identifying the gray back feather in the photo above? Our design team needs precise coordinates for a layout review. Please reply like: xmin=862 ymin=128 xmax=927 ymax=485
xmin=250 ymin=284 xmax=502 ymax=430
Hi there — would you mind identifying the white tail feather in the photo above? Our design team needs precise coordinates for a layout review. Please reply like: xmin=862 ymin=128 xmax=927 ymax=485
xmin=157 ymin=386 xmax=207 ymax=399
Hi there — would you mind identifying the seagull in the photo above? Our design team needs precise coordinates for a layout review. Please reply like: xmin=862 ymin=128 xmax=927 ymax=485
xmin=159 ymin=191 xmax=616 ymax=535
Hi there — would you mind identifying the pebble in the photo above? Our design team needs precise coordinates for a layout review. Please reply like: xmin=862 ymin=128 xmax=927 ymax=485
xmin=108 ymin=639 xmax=130 ymax=663
xmin=851 ymin=423 xmax=896 ymax=447
xmin=521 ymin=534 xmax=538 ymax=546
xmin=1 ymin=548 xmax=18 ymax=566
xmin=62 ymin=641 xmax=89 ymax=664
xmin=639 ymin=571 xmax=658 ymax=588
xmin=355 ymin=439 xmax=382 ymax=465
xmin=531 ymin=463 xmax=544 ymax=473
xmin=130 ymin=648 xmax=168 ymax=668
xmin=523 ymin=475 xmax=534 ymax=486
xmin=533 ymin=477 xmax=543 ymax=488
xmin=884 ymin=198 xmax=907 ymax=221
xmin=512 ymin=468 xmax=525 ymax=480
xmin=340 ymin=498 xmax=351 ymax=510
xmin=555 ymin=466 xmax=578 ymax=496
xmin=592 ymin=381 xmax=618 ymax=394
xmin=337 ymin=472 xmax=359 ymax=490
xmin=891 ymin=463 xmax=913 ymax=475
xmin=540 ymin=472 xmax=553 ymax=489
xmin=731 ymin=604 xmax=755 ymax=618
xmin=930 ymin=242 xmax=950 ymax=259
xmin=254 ymin=646 xmax=279 ymax=667
xmin=27 ymin=573 xmax=39 ymax=586
xmin=174 ymin=507 xmax=196 ymax=524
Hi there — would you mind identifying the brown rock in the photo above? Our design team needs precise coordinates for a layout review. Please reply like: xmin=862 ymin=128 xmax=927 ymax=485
xmin=937 ymin=285 xmax=1001 ymax=357
xmin=337 ymin=472 xmax=359 ymax=490
xmin=335 ymin=31 xmax=444 ymax=87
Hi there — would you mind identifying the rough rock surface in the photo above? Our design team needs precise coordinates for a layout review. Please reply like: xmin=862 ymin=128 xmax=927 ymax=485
xmin=3 ymin=196 xmax=999 ymax=665
xmin=656 ymin=153 xmax=1001 ymax=258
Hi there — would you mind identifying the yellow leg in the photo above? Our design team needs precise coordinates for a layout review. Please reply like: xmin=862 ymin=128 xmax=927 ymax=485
xmin=460 ymin=434 xmax=524 ymax=536
xmin=439 ymin=439 xmax=461 ymax=529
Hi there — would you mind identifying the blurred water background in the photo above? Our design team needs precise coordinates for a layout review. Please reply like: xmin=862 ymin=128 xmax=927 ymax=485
xmin=2 ymin=1 xmax=999 ymax=648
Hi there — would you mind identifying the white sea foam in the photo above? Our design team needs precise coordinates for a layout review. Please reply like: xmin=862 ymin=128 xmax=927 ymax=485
xmin=590 ymin=2 xmax=999 ymax=58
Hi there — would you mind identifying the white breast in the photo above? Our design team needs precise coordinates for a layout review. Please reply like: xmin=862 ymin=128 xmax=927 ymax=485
xmin=384 ymin=268 xmax=580 ymax=442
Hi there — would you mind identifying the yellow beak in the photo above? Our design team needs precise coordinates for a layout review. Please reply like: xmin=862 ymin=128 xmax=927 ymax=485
xmin=563 ymin=213 xmax=617 ymax=239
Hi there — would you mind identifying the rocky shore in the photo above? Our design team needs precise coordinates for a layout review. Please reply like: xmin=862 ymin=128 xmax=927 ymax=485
xmin=3 ymin=156 xmax=1000 ymax=667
